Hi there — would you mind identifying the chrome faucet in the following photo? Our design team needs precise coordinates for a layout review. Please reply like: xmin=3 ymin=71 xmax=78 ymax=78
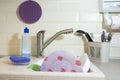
xmin=37 ymin=28 xmax=73 ymax=57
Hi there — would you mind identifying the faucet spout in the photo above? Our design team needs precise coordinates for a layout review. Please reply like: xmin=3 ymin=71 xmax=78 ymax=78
xmin=37 ymin=28 xmax=73 ymax=57
xmin=44 ymin=28 xmax=73 ymax=49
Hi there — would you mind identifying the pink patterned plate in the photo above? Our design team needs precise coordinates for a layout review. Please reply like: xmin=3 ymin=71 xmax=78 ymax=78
xmin=41 ymin=50 xmax=83 ymax=72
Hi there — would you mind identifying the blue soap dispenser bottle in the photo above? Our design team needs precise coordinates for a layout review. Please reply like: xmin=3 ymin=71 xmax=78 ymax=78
xmin=21 ymin=27 xmax=31 ymax=58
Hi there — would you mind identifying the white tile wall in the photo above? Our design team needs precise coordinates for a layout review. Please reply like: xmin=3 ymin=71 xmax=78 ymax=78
xmin=0 ymin=0 xmax=120 ymax=58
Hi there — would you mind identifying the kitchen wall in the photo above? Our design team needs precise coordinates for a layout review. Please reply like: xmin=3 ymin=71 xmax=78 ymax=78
xmin=0 ymin=0 xmax=120 ymax=58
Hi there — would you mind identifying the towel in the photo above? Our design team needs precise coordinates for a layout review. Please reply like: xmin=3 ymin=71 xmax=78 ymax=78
xmin=10 ymin=56 xmax=31 ymax=65
xmin=111 ymin=16 xmax=120 ymax=29
xmin=104 ymin=13 xmax=120 ymax=29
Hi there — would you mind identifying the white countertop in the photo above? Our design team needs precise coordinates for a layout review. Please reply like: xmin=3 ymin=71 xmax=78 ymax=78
xmin=0 ymin=56 xmax=105 ymax=80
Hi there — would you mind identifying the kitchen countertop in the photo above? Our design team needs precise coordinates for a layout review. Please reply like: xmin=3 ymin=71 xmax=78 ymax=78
xmin=0 ymin=56 xmax=105 ymax=80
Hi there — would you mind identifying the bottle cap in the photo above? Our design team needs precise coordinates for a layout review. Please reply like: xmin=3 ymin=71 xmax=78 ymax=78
xmin=24 ymin=27 xmax=29 ymax=33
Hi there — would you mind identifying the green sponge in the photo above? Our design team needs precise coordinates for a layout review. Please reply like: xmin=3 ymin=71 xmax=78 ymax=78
xmin=27 ymin=64 xmax=41 ymax=71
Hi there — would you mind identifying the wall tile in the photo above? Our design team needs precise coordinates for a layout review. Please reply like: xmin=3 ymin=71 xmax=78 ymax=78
xmin=0 ymin=45 xmax=8 ymax=55
xmin=79 ymin=12 xmax=102 ymax=22
xmin=41 ymin=0 xmax=60 ymax=11
xmin=0 ymin=34 xmax=8 ymax=45
xmin=0 ymin=0 xmax=119 ymax=58
xmin=60 ymin=0 xmax=99 ymax=12
xmin=61 ymin=45 xmax=85 ymax=56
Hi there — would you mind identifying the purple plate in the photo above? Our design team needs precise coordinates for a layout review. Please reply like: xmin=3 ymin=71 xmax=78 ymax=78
xmin=18 ymin=0 xmax=42 ymax=24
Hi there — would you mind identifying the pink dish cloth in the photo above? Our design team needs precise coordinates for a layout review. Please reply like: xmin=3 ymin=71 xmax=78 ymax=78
xmin=41 ymin=50 xmax=83 ymax=72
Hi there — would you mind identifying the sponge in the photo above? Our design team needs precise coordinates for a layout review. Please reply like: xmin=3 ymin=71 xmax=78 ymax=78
xmin=10 ymin=56 xmax=31 ymax=65
xmin=27 ymin=64 xmax=41 ymax=71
